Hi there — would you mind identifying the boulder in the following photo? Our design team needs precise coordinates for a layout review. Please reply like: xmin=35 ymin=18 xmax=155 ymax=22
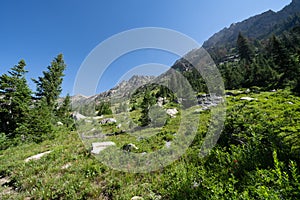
xmin=91 ymin=142 xmax=116 ymax=154
xmin=92 ymin=116 xmax=103 ymax=120
xmin=100 ymin=118 xmax=117 ymax=124
xmin=57 ymin=121 xmax=63 ymax=126
xmin=245 ymin=88 xmax=251 ymax=94
xmin=157 ymin=97 xmax=164 ymax=107
xmin=194 ymin=108 xmax=204 ymax=113
xmin=166 ymin=108 xmax=178 ymax=118
xmin=122 ymin=143 xmax=139 ymax=151
xmin=71 ymin=112 xmax=86 ymax=120
xmin=165 ymin=141 xmax=172 ymax=148
xmin=25 ymin=151 xmax=52 ymax=162
xmin=202 ymin=106 xmax=210 ymax=111
xmin=61 ymin=162 xmax=72 ymax=169
xmin=131 ymin=196 xmax=144 ymax=200
xmin=240 ymin=97 xmax=257 ymax=101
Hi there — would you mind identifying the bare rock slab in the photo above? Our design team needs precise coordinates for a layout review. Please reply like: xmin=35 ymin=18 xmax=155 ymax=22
xmin=25 ymin=151 xmax=52 ymax=162
xmin=240 ymin=97 xmax=257 ymax=101
xmin=91 ymin=142 xmax=116 ymax=154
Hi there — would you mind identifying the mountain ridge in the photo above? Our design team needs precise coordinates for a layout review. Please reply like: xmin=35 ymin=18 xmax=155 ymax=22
xmin=202 ymin=0 xmax=300 ymax=61
xmin=70 ymin=75 xmax=155 ymax=107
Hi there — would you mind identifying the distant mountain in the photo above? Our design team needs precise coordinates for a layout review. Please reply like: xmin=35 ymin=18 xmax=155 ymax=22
xmin=96 ymin=75 xmax=155 ymax=100
xmin=203 ymin=0 xmax=300 ymax=61
xmin=71 ymin=75 xmax=155 ymax=108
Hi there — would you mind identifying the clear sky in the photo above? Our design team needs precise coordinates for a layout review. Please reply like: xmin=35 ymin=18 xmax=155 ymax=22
xmin=0 ymin=0 xmax=292 ymax=96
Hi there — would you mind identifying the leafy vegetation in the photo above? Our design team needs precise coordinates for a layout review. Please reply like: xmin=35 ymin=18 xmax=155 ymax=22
xmin=1 ymin=89 xmax=300 ymax=199
xmin=215 ymin=28 xmax=300 ymax=94
xmin=0 ymin=54 xmax=72 ymax=149
xmin=96 ymin=101 xmax=113 ymax=116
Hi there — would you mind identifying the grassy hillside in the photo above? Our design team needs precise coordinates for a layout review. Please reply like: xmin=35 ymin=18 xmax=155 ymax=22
xmin=1 ymin=89 xmax=300 ymax=199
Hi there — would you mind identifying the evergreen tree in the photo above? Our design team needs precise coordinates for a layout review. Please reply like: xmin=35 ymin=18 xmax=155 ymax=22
xmin=56 ymin=94 xmax=73 ymax=127
xmin=237 ymin=32 xmax=254 ymax=63
xmin=57 ymin=93 xmax=71 ymax=118
xmin=33 ymin=54 xmax=66 ymax=111
xmin=0 ymin=60 xmax=31 ymax=138
xmin=248 ymin=55 xmax=279 ymax=88
xmin=221 ymin=62 xmax=245 ymax=89
xmin=139 ymin=89 xmax=155 ymax=126
xmin=24 ymin=98 xmax=54 ymax=142
xmin=267 ymin=35 xmax=295 ymax=87
xmin=96 ymin=101 xmax=112 ymax=116
xmin=292 ymin=55 xmax=300 ymax=95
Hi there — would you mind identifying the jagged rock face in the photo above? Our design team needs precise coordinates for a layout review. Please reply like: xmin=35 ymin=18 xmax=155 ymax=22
xmin=203 ymin=0 xmax=300 ymax=61
xmin=96 ymin=75 xmax=155 ymax=99
xmin=203 ymin=10 xmax=277 ymax=49
xmin=70 ymin=75 xmax=155 ymax=107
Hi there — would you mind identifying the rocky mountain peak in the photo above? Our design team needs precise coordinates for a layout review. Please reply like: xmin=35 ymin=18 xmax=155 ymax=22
xmin=96 ymin=75 xmax=155 ymax=99
xmin=202 ymin=0 xmax=300 ymax=62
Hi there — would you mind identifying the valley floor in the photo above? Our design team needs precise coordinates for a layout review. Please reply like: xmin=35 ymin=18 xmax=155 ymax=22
xmin=1 ymin=89 xmax=300 ymax=199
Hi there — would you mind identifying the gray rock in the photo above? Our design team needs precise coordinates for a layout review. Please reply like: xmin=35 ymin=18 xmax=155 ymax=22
xmin=100 ymin=118 xmax=117 ymax=124
xmin=245 ymin=88 xmax=251 ymax=93
xmin=57 ymin=121 xmax=63 ymax=126
xmin=166 ymin=108 xmax=178 ymax=118
xmin=240 ymin=97 xmax=257 ymax=101
xmin=123 ymin=143 xmax=139 ymax=151
xmin=72 ymin=112 xmax=86 ymax=120
xmin=25 ymin=151 xmax=52 ymax=162
xmin=202 ymin=106 xmax=210 ymax=111
xmin=92 ymin=116 xmax=103 ymax=120
xmin=131 ymin=196 xmax=144 ymax=200
xmin=165 ymin=141 xmax=172 ymax=148
xmin=61 ymin=162 xmax=72 ymax=169
xmin=91 ymin=142 xmax=116 ymax=154
xmin=157 ymin=97 xmax=164 ymax=107
xmin=194 ymin=108 xmax=203 ymax=113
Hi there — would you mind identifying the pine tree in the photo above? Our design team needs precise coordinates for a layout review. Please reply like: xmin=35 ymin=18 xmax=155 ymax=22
xmin=267 ymin=35 xmax=295 ymax=87
xmin=221 ymin=62 xmax=245 ymax=89
xmin=96 ymin=101 xmax=112 ymax=116
xmin=248 ymin=55 xmax=279 ymax=88
xmin=237 ymin=32 xmax=254 ymax=63
xmin=25 ymin=98 xmax=54 ymax=142
xmin=0 ymin=60 xmax=31 ymax=138
xmin=293 ymin=77 xmax=300 ymax=95
xmin=56 ymin=94 xmax=74 ymax=127
xmin=33 ymin=54 xmax=66 ymax=111
xmin=139 ymin=89 xmax=155 ymax=126
xmin=292 ymin=55 xmax=300 ymax=95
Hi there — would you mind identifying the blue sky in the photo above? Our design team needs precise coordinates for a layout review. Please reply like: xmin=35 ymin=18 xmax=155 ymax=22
xmin=0 ymin=0 xmax=292 ymax=96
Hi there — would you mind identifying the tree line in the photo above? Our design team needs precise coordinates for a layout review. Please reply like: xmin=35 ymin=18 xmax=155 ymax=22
xmin=179 ymin=24 xmax=300 ymax=95
xmin=220 ymin=28 xmax=300 ymax=94
xmin=0 ymin=54 xmax=72 ymax=149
